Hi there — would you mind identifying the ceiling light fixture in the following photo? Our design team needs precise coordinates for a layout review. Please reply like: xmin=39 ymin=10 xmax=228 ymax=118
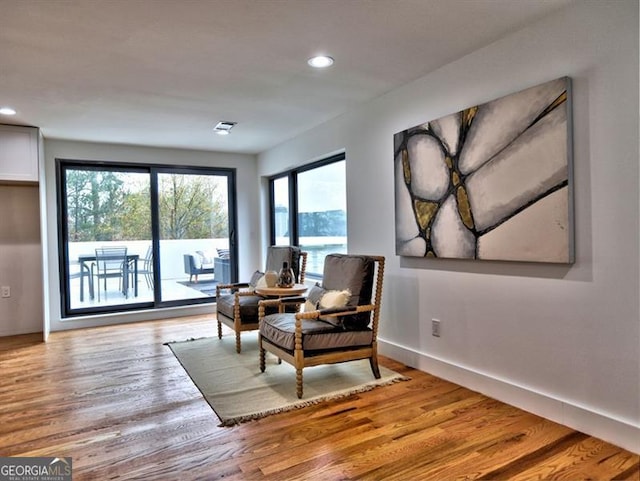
xmin=307 ymin=55 xmax=334 ymax=68
xmin=214 ymin=121 xmax=237 ymax=135
xmin=0 ymin=106 xmax=17 ymax=116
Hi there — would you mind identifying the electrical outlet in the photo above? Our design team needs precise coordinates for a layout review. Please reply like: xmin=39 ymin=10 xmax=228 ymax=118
xmin=431 ymin=319 xmax=441 ymax=337
xmin=1 ymin=286 xmax=10 ymax=298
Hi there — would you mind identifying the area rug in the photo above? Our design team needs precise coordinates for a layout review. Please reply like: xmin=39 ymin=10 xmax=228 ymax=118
xmin=177 ymin=279 xmax=217 ymax=296
xmin=166 ymin=334 xmax=408 ymax=426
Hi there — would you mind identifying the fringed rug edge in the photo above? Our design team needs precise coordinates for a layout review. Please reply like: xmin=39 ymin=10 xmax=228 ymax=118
xmin=217 ymin=374 xmax=410 ymax=427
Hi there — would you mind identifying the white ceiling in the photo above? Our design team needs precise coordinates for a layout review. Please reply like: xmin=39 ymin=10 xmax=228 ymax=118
xmin=1 ymin=0 xmax=573 ymax=154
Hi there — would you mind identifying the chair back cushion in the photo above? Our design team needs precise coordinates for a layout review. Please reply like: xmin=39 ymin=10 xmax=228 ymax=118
xmin=266 ymin=246 xmax=302 ymax=281
xmin=322 ymin=254 xmax=375 ymax=329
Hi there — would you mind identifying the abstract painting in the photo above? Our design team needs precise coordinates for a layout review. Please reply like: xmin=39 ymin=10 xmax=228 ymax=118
xmin=393 ymin=77 xmax=573 ymax=263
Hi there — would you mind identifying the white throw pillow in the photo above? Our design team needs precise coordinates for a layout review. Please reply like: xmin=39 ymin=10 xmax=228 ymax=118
xmin=195 ymin=250 xmax=214 ymax=266
xmin=319 ymin=289 xmax=351 ymax=323
xmin=320 ymin=289 xmax=351 ymax=309
xmin=247 ymin=270 xmax=265 ymax=292
xmin=303 ymin=300 xmax=315 ymax=312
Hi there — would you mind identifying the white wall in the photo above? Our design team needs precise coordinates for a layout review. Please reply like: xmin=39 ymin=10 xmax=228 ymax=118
xmin=43 ymin=139 xmax=260 ymax=332
xmin=258 ymin=1 xmax=639 ymax=452
xmin=0 ymin=184 xmax=42 ymax=336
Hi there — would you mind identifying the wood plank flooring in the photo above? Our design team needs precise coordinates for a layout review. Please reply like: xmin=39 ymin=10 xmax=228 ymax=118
xmin=1 ymin=315 xmax=637 ymax=480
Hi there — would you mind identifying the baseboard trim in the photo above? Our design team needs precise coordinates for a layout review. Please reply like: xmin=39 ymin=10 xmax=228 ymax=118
xmin=379 ymin=338 xmax=640 ymax=454
xmin=51 ymin=304 xmax=213 ymax=332
xmin=0 ymin=326 xmax=42 ymax=337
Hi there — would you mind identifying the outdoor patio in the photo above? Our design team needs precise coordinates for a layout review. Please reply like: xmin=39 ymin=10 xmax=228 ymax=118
xmin=66 ymin=239 xmax=223 ymax=310
xmin=68 ymin=274 xmax=217 ymax=308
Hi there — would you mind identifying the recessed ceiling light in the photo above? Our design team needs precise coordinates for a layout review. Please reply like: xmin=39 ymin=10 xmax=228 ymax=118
xmin=0 ymin=107 xmax=17 ymax=116
xmin=213 ymin=121 xmax=237 ymax=135
xmin=307 ymin=55 xmax=334 ymax=68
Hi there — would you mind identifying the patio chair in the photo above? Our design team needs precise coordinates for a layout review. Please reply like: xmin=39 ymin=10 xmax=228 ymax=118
xmin=92 ymin=246 xmax=129 ymax=301
xmin=69 ymin=261 xmax=94 ymax=302
xmin=183 ymin=253 xmax=214 ymax=283
xmin=258 ymin=254 xmax=385 ymax=398
xmin=216 ymin=246 xmax=307 ymax=353
xmin=138 ymin=245 xmax=153 ymax=289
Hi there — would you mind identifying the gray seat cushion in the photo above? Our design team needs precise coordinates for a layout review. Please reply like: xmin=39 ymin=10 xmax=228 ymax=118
xmin=260 ymin=313 xmax=373 ymax=353
xmin=217 ymin=293 xmax=273 ymax=324
xmin=217 ymin=292 xmax=295 ymax=324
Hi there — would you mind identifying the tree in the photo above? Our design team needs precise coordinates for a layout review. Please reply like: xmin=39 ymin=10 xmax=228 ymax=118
xmin=299 ymin=210 xmax=346 ymax=237
xmin=65 ymin=169 xmax=227 ymax=242
xmin=120 ymin=189 xmax=152 ymax=240
xmin=158 ymin=174 xmax=228 ymax=239
xmin=66 ymin=170 xmax=127 ymax=241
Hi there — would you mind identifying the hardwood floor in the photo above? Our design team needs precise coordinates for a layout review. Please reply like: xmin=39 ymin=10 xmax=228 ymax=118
xmin=1 ymin=316 xmax=637 ymax=480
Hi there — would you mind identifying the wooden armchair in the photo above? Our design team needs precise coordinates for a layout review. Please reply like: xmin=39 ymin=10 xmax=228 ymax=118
xmin=258 ymin=254 xmax=385 ymax=398
xmin=216 ymin=246 xmax=307 ymax=353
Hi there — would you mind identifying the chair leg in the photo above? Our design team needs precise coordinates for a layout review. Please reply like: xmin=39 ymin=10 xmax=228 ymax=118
xmin=294 ymin=345 xmax=304 ymax=398
xmin=233 ymin=314 xmax=242 ymax=353
xmin=94 ymin=269 xmax=101 ymax=302
xmin=259 ymin=337 xmax=266 ymax=373
xmin=235 ymin=330 xmax=241 ymax=353
xmin=120 ymin=275 xmax=128 ymax=298
xmin=296 ymin=368 xmax=303 ymax=399
xmin=217 ymin=320 xmax=222 ymax=339
xmin=369 ymin=356 xmax=381 ymax=379
xmin=91 ymin=265 xmax=100 ymax=302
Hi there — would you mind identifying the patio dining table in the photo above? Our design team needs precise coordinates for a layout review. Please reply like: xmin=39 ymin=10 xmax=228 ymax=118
xmin=78 ymin=253 xmax=139 ymax=302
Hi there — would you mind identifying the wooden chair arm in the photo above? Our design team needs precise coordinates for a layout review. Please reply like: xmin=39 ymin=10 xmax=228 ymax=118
xmin=258 ymin=296 xmax=306 ymax=307
xmin=258 ymin=296 xmax=307 ymax=319
xmin=296 ymin=303 xmax=375 ymax=320
xmin=236 ymin=289 xmax=259 ymax=297
xmin=216 ymin=282 xmax=251 ymax=296
xmin=293 ymin=304 xmax=377 ymax=333
xmin=258 ymin=298 xmax=280 ymax=320
xmin=220 ymin=282 xmax=250 ymax=290
xmin=258 ymin=298 xmax=283 ymax=308
xmin=278 ymin=295 xmax=307 ymax=304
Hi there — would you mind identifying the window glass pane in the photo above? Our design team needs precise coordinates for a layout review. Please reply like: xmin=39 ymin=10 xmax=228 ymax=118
xmin=65 ymin=168 xmax=152 ymax=310
xmin=157 ymin=172 xmax=230 ymax=302
xmin=297 ymin=160 xmax=347 ymax=275
xmin=273 ymin=176 xmax=290 ymax=245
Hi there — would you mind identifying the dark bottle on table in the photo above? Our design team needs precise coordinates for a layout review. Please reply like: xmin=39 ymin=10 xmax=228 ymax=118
xmin=277 ymin=261 xmax=294 ymax=288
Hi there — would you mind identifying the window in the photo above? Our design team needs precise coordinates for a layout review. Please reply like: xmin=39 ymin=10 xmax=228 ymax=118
xmin=272 ymin=175 xmax=291 ymax=246
xmin=57 ymin=160 xmax=237 ymax=317
xmin=269 ymin=153 xmax=347 ymax=277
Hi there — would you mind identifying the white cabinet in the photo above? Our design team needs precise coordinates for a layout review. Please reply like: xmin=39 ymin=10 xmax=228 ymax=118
xmin=0 ymin=125 xmax=39 ymax=182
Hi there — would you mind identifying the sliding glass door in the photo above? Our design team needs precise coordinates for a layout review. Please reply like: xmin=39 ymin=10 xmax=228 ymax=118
xmin=156 ymin=171 xmax=230 ymax=303
xmin=58 ymin=160 xmax=236 ymax=317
